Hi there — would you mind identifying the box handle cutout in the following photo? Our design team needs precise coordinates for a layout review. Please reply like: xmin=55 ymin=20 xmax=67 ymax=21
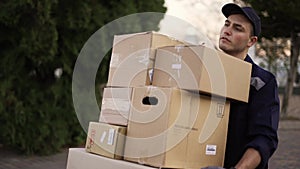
xmin=142 ymin=96 xmax=158 ymax=105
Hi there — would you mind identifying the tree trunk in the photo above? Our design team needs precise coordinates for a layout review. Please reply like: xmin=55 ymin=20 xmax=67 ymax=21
xmin=281 ymin=31 xmax=300 ymax=118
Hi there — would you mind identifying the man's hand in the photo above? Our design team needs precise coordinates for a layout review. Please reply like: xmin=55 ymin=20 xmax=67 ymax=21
xmin=201 ymin=167 xmax=225 ymax=169
xmin=201 ymin=167 xmax=235 ymax=169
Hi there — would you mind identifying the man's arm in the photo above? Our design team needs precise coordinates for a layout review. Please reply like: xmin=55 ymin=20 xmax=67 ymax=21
xmin=234 ymin=148 xmax=261 ymax=169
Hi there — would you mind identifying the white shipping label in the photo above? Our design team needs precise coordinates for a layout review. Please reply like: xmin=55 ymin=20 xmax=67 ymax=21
xmin=107 ymin=129 xmax=115 ymax=145
xmin=216 ymin=103 xmax=225 ymax=118
xmin=206 ymin=145 xmax=217 ymax=155
xmin=100 ymin=131 xmax=107 ymax=143
xmin=137 ymin=54 xmax=149 ymax=66
xmin=172 ymin=63 xmax=182 ymax=70
xmin=102 ymin=98 xmax=130 ymax=112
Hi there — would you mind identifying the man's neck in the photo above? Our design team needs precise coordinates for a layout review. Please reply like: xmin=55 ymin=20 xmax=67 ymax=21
xmin=226 ymin=50 xmax=248 ymax=60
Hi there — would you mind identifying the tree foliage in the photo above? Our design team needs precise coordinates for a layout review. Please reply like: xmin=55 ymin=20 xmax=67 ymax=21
xmin=238 ymin=0 xmax=300 ymax=38
xmin=0 ymin=0 xmax=166 ymax=154
xmin=239 ymin=0 xmax=300 ymax=117
xmin=255 ymin=38 xmax=290 ymax=86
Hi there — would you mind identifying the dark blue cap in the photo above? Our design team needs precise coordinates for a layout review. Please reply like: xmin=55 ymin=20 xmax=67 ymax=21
xmin=222 ymin=3 xmax=261 ymax=36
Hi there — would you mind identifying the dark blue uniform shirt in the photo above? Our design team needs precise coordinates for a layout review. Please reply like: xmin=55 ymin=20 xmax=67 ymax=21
xmin=224 ymin=55 xmax=280 ymax=169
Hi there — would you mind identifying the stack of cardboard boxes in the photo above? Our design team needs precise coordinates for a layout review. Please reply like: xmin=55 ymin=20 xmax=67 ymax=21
xmin=66 ymin=31 xmax=252 ymax=169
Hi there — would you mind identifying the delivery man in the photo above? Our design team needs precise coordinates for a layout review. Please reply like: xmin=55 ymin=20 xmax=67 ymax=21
xmin=203 ymin=3 xmax=280 ymax=169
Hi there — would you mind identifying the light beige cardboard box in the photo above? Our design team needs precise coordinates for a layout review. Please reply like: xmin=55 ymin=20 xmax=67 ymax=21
xmin=85 ymin=122 xmax=126 ymax=159
xmin=66 ymin=148 xmax=158 ymax=169
xmin=152 ymin=45 xmax=252 ymax=102
xmin=99 ymin=87 xmax=133 ymax=126
xmin=106 ymin=31 xmax=188 ymax=87
xmin=124 ymin=86 xmax=230 ymax=169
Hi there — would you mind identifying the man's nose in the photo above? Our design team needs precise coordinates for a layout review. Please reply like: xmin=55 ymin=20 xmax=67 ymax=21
xmin=223 ymin=26 xmax=232 ymax=35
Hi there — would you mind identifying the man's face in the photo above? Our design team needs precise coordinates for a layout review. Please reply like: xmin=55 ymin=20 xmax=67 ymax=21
xmin=219 ymin=14 xmax=254 ymax=58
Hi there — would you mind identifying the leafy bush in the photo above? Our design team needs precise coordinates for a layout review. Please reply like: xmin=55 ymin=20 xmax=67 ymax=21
xmin=0 ymin=0 xmax=166 ymax=155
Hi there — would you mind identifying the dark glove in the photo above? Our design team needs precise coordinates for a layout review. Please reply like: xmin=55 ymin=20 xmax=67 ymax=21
xmin=201 ymin=167 xmax=225 ymax=169
xmin=201 ymin=167 xmax=236 ymax=169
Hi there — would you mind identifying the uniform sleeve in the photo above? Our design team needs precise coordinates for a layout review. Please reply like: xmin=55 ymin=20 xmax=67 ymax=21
xmin=245 ymin=77 xmax=280 ymax=169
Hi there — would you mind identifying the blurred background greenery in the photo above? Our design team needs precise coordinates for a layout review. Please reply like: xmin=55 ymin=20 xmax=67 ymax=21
xmin=0 ymin=0 xmax=166 ymax=155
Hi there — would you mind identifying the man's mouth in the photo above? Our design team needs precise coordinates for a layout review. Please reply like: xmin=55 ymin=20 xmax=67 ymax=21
xmin=220 ymin=37 xmax=230 ymax=42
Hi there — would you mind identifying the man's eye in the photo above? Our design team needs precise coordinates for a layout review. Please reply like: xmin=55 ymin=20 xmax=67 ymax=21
xmin=235 ymin=27 xmax=243 ymax=31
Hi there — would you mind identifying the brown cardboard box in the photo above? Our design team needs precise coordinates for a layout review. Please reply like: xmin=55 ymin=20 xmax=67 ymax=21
xmin=66 ymin=148 xmax=158 ymax=169
xmin=152 ymin=45 xmax=252 ymax=102
xmin=106 ymin=31 xmax=188 ymax=87
xmin=99 ymin=87 xmax=133 ymax=126
xmin=85 ymin=122 xmax=126 ymax=159
xmin=124 ymin=87 xmax=230 ymax=169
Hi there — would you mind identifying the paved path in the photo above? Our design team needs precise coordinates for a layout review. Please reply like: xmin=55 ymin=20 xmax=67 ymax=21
xmin=0 ymin=120 xmax=299 ymax=169
xmin=0 ymin=148 xmax=68 ymax=169
xmin=269 ymin=120 xmax=300 ymax=169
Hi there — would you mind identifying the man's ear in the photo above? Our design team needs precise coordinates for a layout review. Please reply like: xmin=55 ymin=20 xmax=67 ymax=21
xmin=248 ymin=36 xmax=258 ymax=47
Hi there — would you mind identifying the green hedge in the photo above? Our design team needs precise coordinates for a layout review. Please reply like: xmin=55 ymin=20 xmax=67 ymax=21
xmin=0 ymin=0 xmax=166 ymax=155
xmin=0 ymin=77 xmax=86 ymax=155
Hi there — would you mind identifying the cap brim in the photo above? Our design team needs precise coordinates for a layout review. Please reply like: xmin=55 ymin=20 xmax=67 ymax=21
xmin=222 ymin=3 xmax=244 ymax=18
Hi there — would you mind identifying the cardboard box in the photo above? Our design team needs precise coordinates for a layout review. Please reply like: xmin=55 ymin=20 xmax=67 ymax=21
xmin=106 ymin=31 xmax=188 ymax=87
xmin=66 ymin=148 xmax=158 ymax=169
xmin=99 ymin=87 xmax=133 ymax=126
xmin=152 ymin=45 xmax=252 ymax=102
xmin=85 ymin=122 xmax=126 ymax=159
xmin=124 ymin=87 xmax=230 ymax=169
